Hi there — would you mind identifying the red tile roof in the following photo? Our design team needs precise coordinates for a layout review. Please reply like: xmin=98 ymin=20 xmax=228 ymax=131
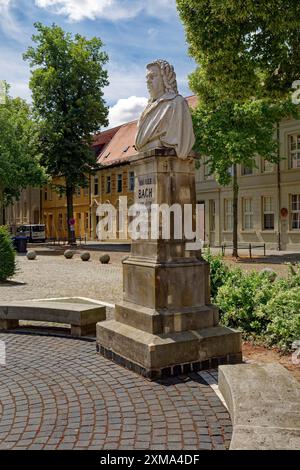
xmin=92 ymin=125 xmax=121 ymax=154
xmin=97 ymin=120 xmax=138 ymax=167
xmin=185 ymin=95 xmax=198 ymax=109
xmin=96 ymin=95 xmax=197 ymax=168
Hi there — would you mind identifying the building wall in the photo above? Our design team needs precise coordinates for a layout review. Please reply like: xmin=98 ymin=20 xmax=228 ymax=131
xmin=42 ymin=167 xmax=135 ymax=241
xmin=5 ymin=187 xmax=41 ymax=234
xmin=196 ymin=117 xmax=300 ymax=251
xmin=42 ymin=178 xmax=90 ymax=240
xmin=90 ymin=164 xmax=135 ymax=241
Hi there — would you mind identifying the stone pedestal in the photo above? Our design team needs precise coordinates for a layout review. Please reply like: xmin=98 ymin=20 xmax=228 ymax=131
xmin=96 ymin=149 xmax=242 ymax=379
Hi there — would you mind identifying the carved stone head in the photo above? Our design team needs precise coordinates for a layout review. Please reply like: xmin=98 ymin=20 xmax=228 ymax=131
xmin=146 ymin=59 xmax=178 ymax=100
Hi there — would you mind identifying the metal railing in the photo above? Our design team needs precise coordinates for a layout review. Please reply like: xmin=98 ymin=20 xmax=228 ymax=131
xmin=220 ymin=242 xmax=266 ymax=258
xmin=45 ymin=235 xmax=87 ymax=246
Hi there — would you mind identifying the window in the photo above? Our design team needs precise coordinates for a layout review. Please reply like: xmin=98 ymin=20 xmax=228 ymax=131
xmin=44 ymin=188 xmax=47 ymax=201
xmin=204 ymin=161 xmax=214 ymax=180
xmin=129 ymin=171 xmax=135 ymax=192
xmin=228 ymin=165 xmax=234 ymax=177
xmin=290 ymin=194 xmax=300 ymax=229
xmin=85 ymin=212 xmax=89 ymax=231
xmin=224 ymin=199 xmax=233 ymax=231
xmin=262 ymin=159 xmax=274 ymax=173
xmin=241 ymin=165 xmax=253 ymax=176
xmin=262 ymin=196 xmax=274 ymax=230
xmin=83 ymin=183 xmax=89 ymax=197
xmin=106 ymin=176 xmax=111 ymax=194
xmin=77 ymin=212 xmax=81 ymax=229
xmin=243 ymin=198 xmax=253 ymax=230
xmin=58 ymin=213 xmax=63 ymax=231
xmin=75 ymin=187 xmax=81 ymax=197
xmin=288 ymin=134 xmax=300 ymax=169
xmin=94 ymin=175 xmax=99 ymax=195
xmin=209 ymin=200 xmax=215 ymax=232
xmin=48 ymin=186 xmax=52 ymax=201
xmin=117 ymin=174 xmax=123 ymax=193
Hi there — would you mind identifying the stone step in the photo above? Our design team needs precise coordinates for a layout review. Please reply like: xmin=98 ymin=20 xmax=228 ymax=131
xmin=96 ymin=319 xmax=242 ymax=379
xmin=115 ymin=300 xmax=219 ymax=334
xmin=219 ymin=363 xmax=300 ymax=450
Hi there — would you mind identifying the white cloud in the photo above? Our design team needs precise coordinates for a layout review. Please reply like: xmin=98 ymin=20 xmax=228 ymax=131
xmin=105 ymin=62 xmax=147 ymax=104
xmin=108 ymin=95 xmax=147 ymax=128
xmin=34 ymin=0 xmax=176 ymax=22
xmin=0 ymin=47 xmax=32 ymax=102
xmin=0 ymin=0 xmax=22 ymax=40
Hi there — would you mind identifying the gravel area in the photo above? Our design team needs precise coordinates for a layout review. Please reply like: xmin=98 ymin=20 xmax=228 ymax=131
xmin=0 ymin=249 xmax=124 ymax=304
xmin=2 ymin=247 xmax=300 ymax=304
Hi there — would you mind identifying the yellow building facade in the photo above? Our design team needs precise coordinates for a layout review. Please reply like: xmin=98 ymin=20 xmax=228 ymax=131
xmin=42 ymin=178 xmax=90 ymax=240
xmin=90 ymin=121 xmax=138 ymax=241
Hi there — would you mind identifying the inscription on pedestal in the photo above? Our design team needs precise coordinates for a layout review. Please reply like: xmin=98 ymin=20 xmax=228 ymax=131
xmin=136 ymin=175 xmax=156 ymax=204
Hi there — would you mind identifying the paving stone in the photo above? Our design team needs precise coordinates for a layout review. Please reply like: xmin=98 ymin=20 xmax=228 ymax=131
xmin=0 ymin=333 xmax=231 ymax=450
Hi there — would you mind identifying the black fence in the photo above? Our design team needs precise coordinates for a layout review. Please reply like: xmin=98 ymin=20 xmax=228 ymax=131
xmin=45 ymin=235 xmax=87 ymax=246
xmin=220 ymin=242 xmax=266 ymax=258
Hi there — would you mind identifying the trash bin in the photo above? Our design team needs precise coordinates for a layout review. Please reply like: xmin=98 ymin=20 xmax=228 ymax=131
xmin=14 ymin=236 xmax=27 ymax=253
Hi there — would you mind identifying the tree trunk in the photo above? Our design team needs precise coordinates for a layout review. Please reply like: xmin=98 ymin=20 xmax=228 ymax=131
xmin=232 ymin=163 xmax=239 ymax=259
xmin=66 ymin=181 xmax=76 ymax=245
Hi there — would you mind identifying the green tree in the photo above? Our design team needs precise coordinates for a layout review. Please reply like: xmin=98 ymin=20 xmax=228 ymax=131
xmin=0 ymin=226 xmax=16 ymax=281
xmin=24 ymin=23 xmax=109 ymax=243
xmin=0 ymin=85 xmax=46 ymax=225
xmin=177 ymin=0 xmax=300 ymax=257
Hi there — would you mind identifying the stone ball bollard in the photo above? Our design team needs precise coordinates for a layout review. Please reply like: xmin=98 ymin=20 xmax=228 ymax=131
xmin=81 ymin=252 xmax=90 ymax=262
xmin=100 ymin=254 xmax=110 ymax=264
xmin=64 ymin=249 xmax=74 ymax=259
xmin=26 ymin=250 xmax=37 ymax=260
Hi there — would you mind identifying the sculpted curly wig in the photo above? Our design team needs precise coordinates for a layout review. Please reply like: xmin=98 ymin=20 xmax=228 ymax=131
xmin=147 ymin=59 xmax=178 ymax=95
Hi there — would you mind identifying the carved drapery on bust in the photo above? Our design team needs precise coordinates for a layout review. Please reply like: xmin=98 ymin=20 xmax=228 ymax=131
xmin=135 ymin=60 xmax=195 ymax=159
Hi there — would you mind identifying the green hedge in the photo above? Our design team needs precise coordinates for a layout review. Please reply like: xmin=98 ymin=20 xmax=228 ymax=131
xmin=0 ymin=226 xmax=16 ymax=281
xmin=203 ymin=249 xmax=300 ymax=352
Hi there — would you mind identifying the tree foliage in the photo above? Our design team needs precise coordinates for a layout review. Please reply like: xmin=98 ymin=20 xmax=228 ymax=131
xmin=193 ymin=98 xmax=298 ymax=186
xmin=177 ymin=0 xmax=300 ymax=256
xmin=23 ymin=23 xmax=109 ymax=241
xmin=0 ymin=87 xmax=46 ymax=209
xmin=0 ymin=226 xmax=16 ymax=281
xmin=177 ymin=0 xmax=300 ymax=102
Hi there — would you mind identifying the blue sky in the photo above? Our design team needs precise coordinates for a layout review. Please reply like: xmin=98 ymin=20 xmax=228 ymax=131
xmin=0 ymin=0 xmax=196 ymax=128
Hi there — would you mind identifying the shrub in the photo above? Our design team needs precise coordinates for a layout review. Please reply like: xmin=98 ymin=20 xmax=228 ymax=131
xmin=215 ymin=270 xmax=275 ymax=334
xmin=0 ymin=226 xmax=16 ymax=281
xmin=202 ymin=249 xmax=232 ymax=299
xmin=205 ymin=250 xmax=300 ymax=351
xmin=257 ymin=287 xmax=300 ymax=352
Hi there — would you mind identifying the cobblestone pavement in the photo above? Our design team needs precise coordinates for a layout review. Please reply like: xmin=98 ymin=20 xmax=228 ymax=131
xmin=0 ymin=332 xmax=232 ymax=450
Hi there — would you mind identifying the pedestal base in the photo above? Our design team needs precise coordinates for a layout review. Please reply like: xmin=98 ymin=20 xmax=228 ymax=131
xmin=96 ymin=320 xmax=242 ymax=380
xmin=96 ymin=151 xmax=242 ymax=379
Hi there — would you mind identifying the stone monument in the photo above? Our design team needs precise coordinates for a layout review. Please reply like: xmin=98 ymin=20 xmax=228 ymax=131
xmin=96 ymin=60 xmax=242 ymax=379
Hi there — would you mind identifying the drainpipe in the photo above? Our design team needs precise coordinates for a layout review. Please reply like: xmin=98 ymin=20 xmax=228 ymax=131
xmin=276 ymin=122 xmax=281 ymax=251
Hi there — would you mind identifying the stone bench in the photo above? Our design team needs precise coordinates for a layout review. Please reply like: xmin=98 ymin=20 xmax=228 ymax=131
xmin=219 ymin=363 xmax=300 ymax=450
xmin=0 ymin=301 xmax=106 ymax=337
